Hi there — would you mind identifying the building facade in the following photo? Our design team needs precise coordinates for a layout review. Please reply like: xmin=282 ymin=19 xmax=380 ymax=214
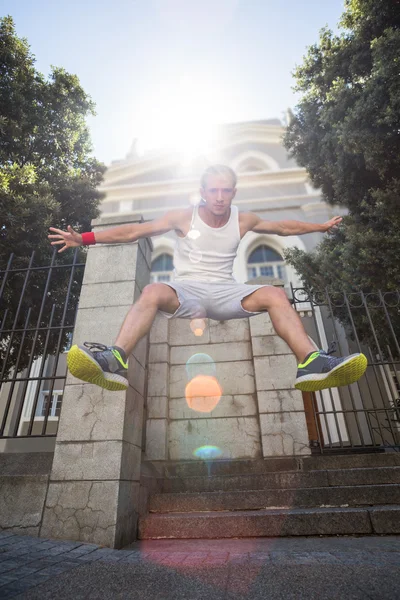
xmin=99 ymin=119 xmax=337 ymax=288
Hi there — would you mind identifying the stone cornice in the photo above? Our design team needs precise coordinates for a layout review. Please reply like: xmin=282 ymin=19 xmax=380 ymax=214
xmin=104 ymin=122 xmax=286 ymax=186
xmin=101 ymin=192 xmax=322 ymax=217
xmin=101 ymin=168 xmax=309 ymax=201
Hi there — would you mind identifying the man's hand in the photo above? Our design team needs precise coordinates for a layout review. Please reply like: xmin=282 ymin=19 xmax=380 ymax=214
xmin=321 ymin=216 xmax=342 ymax=233
xmin=48 ymin=226 xmax=83 ymax=253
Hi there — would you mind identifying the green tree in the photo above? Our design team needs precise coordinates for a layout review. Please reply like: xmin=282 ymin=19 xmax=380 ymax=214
xmin=284 ymin=0 xmax=400 ymax=357
xmin=0 ymin=16 xmax=105 ymax=374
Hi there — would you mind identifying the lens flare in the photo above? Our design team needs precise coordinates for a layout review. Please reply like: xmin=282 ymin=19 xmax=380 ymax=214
xmin=189 ymin=249 xmax=202 ymax=263
xmin=187 ymin=229 xmax=201 ymax=240
xmin=185 ymin=374 xmax=222 ymax=413
xmin=193 ymin=445 xmax=223 ymax=460
xmin=189 ymin=194 xmax=202 ymax=207
xmin=190 ymin=318 xmax=206 ymax=337
xmin=186 ymin=353 xmax=216 ymax=379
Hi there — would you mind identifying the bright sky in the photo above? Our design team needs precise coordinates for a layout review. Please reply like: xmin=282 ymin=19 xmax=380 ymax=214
xmin=3 ymin=0 xmax=344 ymax=164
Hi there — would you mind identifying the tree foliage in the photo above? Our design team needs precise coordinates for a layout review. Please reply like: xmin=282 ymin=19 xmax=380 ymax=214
xmin=284 ymin=0 xmax=400 ymax=356
xmin=0 ymin=16 xmax=105 ymax=373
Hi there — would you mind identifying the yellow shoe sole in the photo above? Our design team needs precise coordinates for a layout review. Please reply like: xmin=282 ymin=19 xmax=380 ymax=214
xmin=67 ymin=345 xmax=128 ymax=391
xmin=295 ymin=353 xmax=368 ymax=393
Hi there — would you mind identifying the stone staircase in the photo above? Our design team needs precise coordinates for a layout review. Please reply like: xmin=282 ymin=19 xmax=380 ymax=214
xmin=139 ymin=453 xmax=400 ymax=539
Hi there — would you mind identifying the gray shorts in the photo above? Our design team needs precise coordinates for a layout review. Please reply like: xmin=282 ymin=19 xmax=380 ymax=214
xmin=158 ymin=280 xmax=271 ymax=321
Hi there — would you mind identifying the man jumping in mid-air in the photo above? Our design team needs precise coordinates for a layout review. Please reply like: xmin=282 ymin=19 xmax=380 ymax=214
xmin=48 ymin=164 xmax=367 ymax=393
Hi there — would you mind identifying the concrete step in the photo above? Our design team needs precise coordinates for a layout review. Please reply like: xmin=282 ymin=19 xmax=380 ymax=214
xmin=138 ymin=505 xmax=400 ymax=539
xmin=160 ymin=452 xmax=400 ymax=479
xmin=301 ymin=452 xmax=400 ymax=471
xmin=161 ymin=466 xmax=400 ymax=493
xmin=150 ymin=484 xmax=400 ymax=513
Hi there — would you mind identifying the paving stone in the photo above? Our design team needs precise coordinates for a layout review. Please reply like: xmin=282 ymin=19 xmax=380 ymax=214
xmin=25 ymin=557 xmax=66 ymax=568
xmin=41 ymin=545 xmax=73 ymax=555
xmin=0 ymin=538 xmax=22 ymax=548
xmin=65 ymin=544 xmax=99 ymax=557
xmin=24 ymin=551 xmax=66 ymax=562
xmin=0 ymin=550 xmax=29 ymax=560
xmin=99 ymin=553 xmax=125 ymax=562
xmin=0 ymin=559 xmax=29 ymax=573
xmin=73 ymin=554 xmax=103 ymax=563
xmin=181 ymin=554 xmax=207 ymax=565
xmin=141 ymin=551 xmax=172 ymax=562
xmin=38 ymin=561 xmax=81 ymax=577
xmin=54 ymin=542 xmax=84 ymax=551
xmin=30 ymin=541 xmax=58 ymax=550
xmin=312 ymin=552 xmax=342 ymax=564
xmin=335 ymin=551 xmax=381 ymax=565
xmin=0 ymin=572 xmax=20 ymax=585
xmin=159 ymin=553 xmax=189 ymax=566
xmin=8 ymin=565 xmax=43 ymax=577
xmin=119 ymin=553 xmax=145 ymax=563
xmin=228 ymin=553 xmax=250 ymax=564
xmin=82 ymin=548 xmax=122 ymax=561
xmin=0 ymin=572 xmax=51 ymax=596
xmin=249 ymin=552 xmax=271 ymax=561
xmin=203 ymin=556 xmax=229 ymax=564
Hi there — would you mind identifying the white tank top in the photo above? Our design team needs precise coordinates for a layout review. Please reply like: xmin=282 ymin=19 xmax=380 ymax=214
xmin=172 ymin=203 xmax=241 ymax=282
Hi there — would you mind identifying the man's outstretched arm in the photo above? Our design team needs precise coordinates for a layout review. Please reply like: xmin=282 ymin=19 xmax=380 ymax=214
xmin=48 ymin=210 xmax=185 ymax=253
xmin=243 ymin=212 xmax=343 ymax=236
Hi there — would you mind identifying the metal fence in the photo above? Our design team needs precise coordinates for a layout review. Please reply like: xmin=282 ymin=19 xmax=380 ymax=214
xmin=291 ymin=286 xmax=400 ymax=453
xmin=1 ymin=249 xmax=399 ymax=454
xmin=0 ymin=250 xmax=85 ymax=438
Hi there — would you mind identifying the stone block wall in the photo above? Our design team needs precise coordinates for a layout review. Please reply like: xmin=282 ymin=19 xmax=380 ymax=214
xmin=146 ymin=311 xmax=310 ymax=462
xmin=250 ymin=314 xmax=310 ymax=457
xmin=41 ymin=216 xmax=153 ymax=548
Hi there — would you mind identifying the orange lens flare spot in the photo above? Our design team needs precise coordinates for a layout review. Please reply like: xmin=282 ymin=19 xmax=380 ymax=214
xmin=190 ymin=318 xmax=206 ymax=335
xmin=185 ymin=375 xmax=222 ymax=413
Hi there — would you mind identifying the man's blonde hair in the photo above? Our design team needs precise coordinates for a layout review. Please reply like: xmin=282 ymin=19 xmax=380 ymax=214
xmin=200 ymin=164 xmax=237 ymax=189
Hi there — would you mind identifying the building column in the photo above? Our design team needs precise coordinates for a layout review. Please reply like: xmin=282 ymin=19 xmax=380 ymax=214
xmin=145 ymin=313 xmax=170 ymax=461
xmin=41 ymin=215 xmax=152 ymax=548
xmin=250 ymin=312 xmax=311 ymax=457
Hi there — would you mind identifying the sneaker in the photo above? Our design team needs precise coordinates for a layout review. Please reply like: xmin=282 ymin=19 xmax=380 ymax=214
xmin=294 ymin=342 xmax=367 ymax=392
xmin=67 ymin=342 xmax=128 ymax=391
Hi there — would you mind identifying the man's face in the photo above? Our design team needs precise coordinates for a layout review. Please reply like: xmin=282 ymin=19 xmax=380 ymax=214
xmin=200 ymin=173 xmax=237 ymax=216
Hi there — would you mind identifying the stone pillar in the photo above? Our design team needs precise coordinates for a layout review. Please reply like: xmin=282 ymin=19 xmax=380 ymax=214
xmin=251 ymin=312 xmax=311 ymax=457
xmin=145 ymin=313 xmax=170 ymax=460
xmin=41 ymin=215 xmax=152 ymax=548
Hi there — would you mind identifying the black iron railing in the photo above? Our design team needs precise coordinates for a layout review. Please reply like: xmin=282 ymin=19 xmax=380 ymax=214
xmin=291 ymin=286 xmax=400 ymax=453
xmin=0 ymin=249 xmax=85 ymax=438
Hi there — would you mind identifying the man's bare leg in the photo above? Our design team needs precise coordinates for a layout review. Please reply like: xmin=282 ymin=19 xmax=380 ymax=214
xmin=115 ymin=283 xmax=180 ymax=355
xmin=241 ymin=287 xmax=315 ymax=363
xmin=241 ymin=286 xmax=367 ymax=392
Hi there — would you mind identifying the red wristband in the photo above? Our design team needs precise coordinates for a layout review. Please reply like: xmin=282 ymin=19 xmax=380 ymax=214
xmin=81 ymin=232 xmax=96 ymax=246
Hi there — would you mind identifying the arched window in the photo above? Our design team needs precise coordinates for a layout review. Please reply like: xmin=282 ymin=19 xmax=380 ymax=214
xmin=150 ymin=253 xmax=174 ymax=283
xmin=247 ymin=245 xmax=286 ymax=281
xmin=236 ymin=157 xmax=267 ymax=173
xmin=232 ymin=151 xmax=280 ymax=173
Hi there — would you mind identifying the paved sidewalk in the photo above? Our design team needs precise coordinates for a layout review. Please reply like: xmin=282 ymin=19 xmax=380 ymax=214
xmin=0 ymin=532 xmax=400 ymax=598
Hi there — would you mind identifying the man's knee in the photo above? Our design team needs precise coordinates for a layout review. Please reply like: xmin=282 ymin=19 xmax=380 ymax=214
xmin=141 ymin=283 xmax=169 ymax=303
xmin=140 ymin=283 xmax=180 ymax=312
xmin=242 ymin=286 xmax=289 ymax=312
xmin=264 ymin=286 xmax=290 ymax=306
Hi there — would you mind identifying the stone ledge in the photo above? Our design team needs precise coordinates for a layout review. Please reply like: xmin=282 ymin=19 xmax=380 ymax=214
xmin=369 ymin=505 xmax=400 ymax=534
xmin=149 ymin=484 xmax=400 ymax=514
xmin=0 ymin=474 xmax=49 ymax=533
xmin=139 ymin=506 xmax=372 ymax=539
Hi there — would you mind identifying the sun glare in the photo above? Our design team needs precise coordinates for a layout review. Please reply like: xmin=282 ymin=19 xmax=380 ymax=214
xmin=134 ymin=75 xmax=222 ymax=162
